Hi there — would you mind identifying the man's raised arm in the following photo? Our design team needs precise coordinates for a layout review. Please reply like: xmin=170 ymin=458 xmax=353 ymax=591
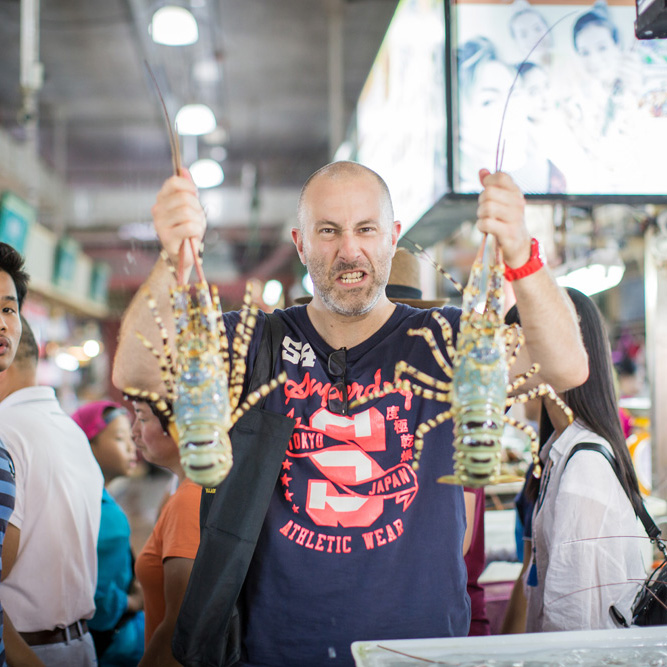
xmin=476 ymin=169 xmax=588 ymax=392
xmin=112 ymin=170 xmax=206 ymax=394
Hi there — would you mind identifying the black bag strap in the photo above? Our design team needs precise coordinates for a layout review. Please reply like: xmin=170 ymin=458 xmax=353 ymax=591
xmin=199 ymin=311 xmax=284 ymax=527
xmin=177 ymin=311 xmax=294 ymax=666
xmin=565 ymin=442 xmax=662 ymax=541
xmin=246 ymin=311 xmax=283 ymax=403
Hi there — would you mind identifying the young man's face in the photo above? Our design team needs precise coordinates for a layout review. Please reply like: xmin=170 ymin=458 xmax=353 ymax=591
xmin=0 ymin=270 xmax=21 ymax=372
xmin=292 ymin=172 xmax=399 ymax=317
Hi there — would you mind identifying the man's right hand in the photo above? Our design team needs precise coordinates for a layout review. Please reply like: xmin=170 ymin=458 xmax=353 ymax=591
xmin=151 ymin=168 xmax=206 ymax=271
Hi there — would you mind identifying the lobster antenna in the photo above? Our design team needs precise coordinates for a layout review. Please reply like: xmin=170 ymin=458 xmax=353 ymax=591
xmin=145 ymin=61 xmax=205 ymax=285
xmin=494 ymin=11 xmax=575 ymax=172
xmin=145 ymin=60 xmax=182 ymax=176
xmin=401 ymin=236 xmax=463 ymax=294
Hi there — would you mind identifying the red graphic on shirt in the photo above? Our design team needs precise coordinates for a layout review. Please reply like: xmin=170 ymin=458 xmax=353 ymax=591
xmin=283 ymin=387 xmax=418 ymax=528
xmin=284 ymin=369 xmax=413 ymax=411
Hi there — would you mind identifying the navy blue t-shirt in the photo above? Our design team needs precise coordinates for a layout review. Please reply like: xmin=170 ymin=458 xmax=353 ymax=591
xmin=227 ymin=303 xmax=470 ymax=666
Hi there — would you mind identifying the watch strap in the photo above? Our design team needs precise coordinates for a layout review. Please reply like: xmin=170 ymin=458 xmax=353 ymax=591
xmin=504 ymin=238 xmax=545 ymax=282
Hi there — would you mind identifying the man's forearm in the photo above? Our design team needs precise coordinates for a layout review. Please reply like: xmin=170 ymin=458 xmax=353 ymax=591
xmin=4 ymin=613 xmax=45 ymax=667
xmin=512 ymin=268 xmax=588 ymax=392
xmin=112 ymin=256 xmax=176 ymax=395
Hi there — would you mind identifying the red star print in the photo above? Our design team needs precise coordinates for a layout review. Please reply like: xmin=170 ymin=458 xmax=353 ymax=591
xmin=292 ymin=504 xmax=299 ymax=513
xmin=281 ymin=459 xmax=293 ymax=470
xmin=284 ymin=490 xmax=294 ymax=502
xmin=280 ymin=473 xmax=292 ymax=486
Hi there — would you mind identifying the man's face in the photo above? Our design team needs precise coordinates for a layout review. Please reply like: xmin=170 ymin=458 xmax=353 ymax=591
xmin=0 ymin=270 xmax=21 ymax=372
xmin=292 ymin=172 xmax=399 ymax=317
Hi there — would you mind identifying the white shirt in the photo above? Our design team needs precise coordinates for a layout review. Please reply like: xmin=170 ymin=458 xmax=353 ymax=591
xmin=526 ymin=420 xmax=647 ymax=632
xmin=0 ymin=386 xmax=103 ymax=632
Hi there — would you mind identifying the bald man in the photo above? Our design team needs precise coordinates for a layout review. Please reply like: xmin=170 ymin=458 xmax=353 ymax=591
xmin=113 ymin=161 xmax=587 ymax=666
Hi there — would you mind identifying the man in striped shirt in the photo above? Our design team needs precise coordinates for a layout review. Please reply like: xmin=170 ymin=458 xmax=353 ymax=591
xmin=0 ymin=242 xmax=34 ymax=667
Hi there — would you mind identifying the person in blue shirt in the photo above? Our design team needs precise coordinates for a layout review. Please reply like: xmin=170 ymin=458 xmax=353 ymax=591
xmin=0 ymin=243 xmax=45 ymax=667
xmin=0 ymin=445 xmax=16 ymax=667
xmin=72 ymin=400 xmax=145 ymax=666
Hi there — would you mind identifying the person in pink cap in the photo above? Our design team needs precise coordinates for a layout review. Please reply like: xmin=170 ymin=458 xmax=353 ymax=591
xmin=72 ymin=401 xmax=145 ymax=666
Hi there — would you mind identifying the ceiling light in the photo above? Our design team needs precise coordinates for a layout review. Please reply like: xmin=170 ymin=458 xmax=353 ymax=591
xmin=82 ymin=339 xmax=101 ymax=358
xmin=68 ymin=346 xmax=91 ymax=363
xmin=150 ymin=6 xmax=199 ymax=46
xmin=209 ymin=146 xmax=228 ymax=162
xmin=189 ymin=159 xmax=224 ymax=188
xmin=202 ymin=127 xmax=228 ymax=145
xmin=262 ymin=280 xmax=283 ymax=306
xmin=555 ymin=247 xmax=625 ymax=296
xmin=55 ymin=352 xmax=79 ymax=372
xmin=175 ymin=104 xmax=217 ymax=136
xmin=193 ymin=59 xmax=221 ymax=84
xmin=302 ymin=273 xmax=314 ymax=296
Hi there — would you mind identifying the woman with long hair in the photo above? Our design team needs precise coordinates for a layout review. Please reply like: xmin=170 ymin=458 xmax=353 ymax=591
xmin=505 ymin=287 xmax=646 ymax=632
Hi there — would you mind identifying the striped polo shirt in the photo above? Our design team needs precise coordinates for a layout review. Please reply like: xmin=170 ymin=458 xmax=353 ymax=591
xmin=0 ymin=442 xmax=16 ymax=667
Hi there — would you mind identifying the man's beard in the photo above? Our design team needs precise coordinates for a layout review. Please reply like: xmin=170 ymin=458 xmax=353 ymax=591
xmin=305 ymin=253 xmax=391 ymax=317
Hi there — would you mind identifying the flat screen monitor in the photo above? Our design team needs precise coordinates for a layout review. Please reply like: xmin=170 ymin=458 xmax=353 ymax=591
xmin=452 ymin=0 xmax=667 ymax=200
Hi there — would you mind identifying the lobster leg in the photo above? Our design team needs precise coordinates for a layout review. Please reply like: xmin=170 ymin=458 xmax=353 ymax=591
xmin=230 ymin=372 xmax=289 ymax=426
xmin=431 ymin=311 xmax=457 ymax=362
xmin=414 ymin=407 xmax=454 ymax=470
xmin=395 ymin=360 xmax=452 ymax=393
xmin=507 ymin=383 xmax=574 ymax=477
xmin=134 ymin=332 xmax=176 ymax=400
xmin=507 ymin=363 xmax=541 ymax=393
xmin=349 ymin=379 xmax=413 ymax=410
xmin=211 ymin=285 xmax=231 ymax=378
xmin=228 ymin=286 xmax=257 ymax=412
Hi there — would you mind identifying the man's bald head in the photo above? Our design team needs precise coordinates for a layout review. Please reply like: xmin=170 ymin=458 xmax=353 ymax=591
xmin=296 ymin=161 xmax=394 ymax=231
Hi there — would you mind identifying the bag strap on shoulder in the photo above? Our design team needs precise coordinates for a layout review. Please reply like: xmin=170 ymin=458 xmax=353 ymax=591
xmin=565 ymin=442 xmax=662 ymax=541
xmin=246 ymin=311 xmax=283 ymax=405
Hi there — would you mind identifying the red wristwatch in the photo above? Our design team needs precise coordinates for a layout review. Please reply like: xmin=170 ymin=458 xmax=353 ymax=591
xmin=504 ymin=238 xmax=546 ymax=282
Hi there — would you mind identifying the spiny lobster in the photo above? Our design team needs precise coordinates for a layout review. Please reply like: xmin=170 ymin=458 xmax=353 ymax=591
xmin=351 ymin=235 xmax=573 ymax=488
xmin=350 ymin=16 xmax=578 ymax=487
xmin=124 ymin=262 xmax=286 ymax=487
xmin=124 ymin=65 xmax=286 ymax=487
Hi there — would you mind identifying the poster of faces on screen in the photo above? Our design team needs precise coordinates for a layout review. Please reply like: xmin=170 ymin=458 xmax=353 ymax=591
xmin=454 ymin=0 xmax=667 ymax=197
